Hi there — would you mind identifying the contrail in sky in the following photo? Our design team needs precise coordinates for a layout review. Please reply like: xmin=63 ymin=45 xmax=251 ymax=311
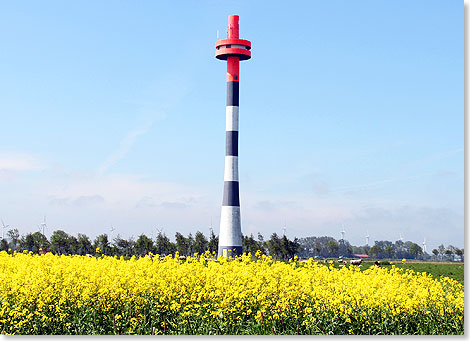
xmin=97 ymin=119 xmax=154 ymax=176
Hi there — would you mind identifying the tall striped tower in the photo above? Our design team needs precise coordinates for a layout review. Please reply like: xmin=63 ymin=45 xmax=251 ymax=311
xmin=215 ymin=15 xmax=251 ymax=258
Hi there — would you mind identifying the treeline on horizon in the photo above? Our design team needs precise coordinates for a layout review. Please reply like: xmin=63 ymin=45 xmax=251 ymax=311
xmin=0 ymin=228 xmax=463 ymax=261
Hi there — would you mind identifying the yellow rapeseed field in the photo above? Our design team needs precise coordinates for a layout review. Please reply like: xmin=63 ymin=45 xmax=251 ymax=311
xmin=0 ymin=251 xmax=464 ymax=335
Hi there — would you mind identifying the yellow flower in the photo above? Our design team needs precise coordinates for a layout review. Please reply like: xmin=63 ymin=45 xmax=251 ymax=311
xmin=0 ymin=252 xmax=462 ymax=335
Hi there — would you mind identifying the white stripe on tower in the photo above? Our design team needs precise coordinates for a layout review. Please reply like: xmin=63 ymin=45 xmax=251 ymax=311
xmin=224 ymin=156 xmax=239 ymax=181
xmin=219 ymin=206 xmax=242 ymax=249
xmin=226 ymin=106 xmax=239 ymax=131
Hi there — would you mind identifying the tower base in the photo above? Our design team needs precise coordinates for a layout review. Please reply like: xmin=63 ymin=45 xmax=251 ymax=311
xmin=218 ymin=245 xmax=242 ymax=258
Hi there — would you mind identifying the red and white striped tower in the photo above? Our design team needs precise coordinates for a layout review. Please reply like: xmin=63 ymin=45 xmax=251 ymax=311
xmin=215 ymin=15 xmax=251 ymax=258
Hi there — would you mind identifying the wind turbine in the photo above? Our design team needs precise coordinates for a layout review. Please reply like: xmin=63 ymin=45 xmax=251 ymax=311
xmin=422 ymin=238 xmax=427 ymax=253
xmin=340 ymin=224 xmax=346 ymax=240
xmin=399 ymin=233 xmax=404 ymax=242
xmin=365 ymin=230 xmax=370 ymax=246
xmin=156 ymin=227 xmax=164 ymax=236
xmin=282 ymin=219 xmax=287 ymax=236
xmin=1 ymin=219 xmax=9 ymax=240
xmin=109 ymin=224 xmax=116 ymax=239
xmin=209 ymin=217 xmax=213 ymax=236
xmin=38 ymin=216 xmax=47 ymax=236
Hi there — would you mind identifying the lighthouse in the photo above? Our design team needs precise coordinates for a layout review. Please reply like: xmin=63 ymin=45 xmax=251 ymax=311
xmin=215 ymin=15 xmax=251 ymax=258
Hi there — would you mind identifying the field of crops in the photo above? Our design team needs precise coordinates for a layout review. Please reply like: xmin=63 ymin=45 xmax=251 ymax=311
xmin=0 ymin=251 xmax=464 ymax=335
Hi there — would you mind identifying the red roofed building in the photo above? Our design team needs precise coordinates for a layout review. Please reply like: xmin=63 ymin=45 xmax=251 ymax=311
xmin=352 ymin=254 xmax=369 ymax=258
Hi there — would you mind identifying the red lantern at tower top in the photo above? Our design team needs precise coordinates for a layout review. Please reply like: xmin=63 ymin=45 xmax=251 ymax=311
xmin=215 ymin=15 xmax=251 ymax=61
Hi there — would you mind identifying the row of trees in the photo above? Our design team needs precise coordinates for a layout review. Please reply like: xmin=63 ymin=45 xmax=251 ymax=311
xmin=1 ymin=229 xmax=301 ymax=260
xmin=297 ymin=236 xmax=463 ymax=261
xmin=0 ymin=228 xmax=463 ymax=261
xmin=1 ymin=229 xmax=218 ymax=257
xmin=430 ymin=244 xmax=464 ymax=261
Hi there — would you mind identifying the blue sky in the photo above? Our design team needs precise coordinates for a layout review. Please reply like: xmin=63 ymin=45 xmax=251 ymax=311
xmin=0 ymin=0 xmax=463 ymax=251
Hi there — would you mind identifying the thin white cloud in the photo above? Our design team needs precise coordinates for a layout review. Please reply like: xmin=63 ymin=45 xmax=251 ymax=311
xmin=330 ymin=172 xmax=437 ymax=195
xmin=1 ymin=169 xmax=212 ymax=238
xmin=0 ymin=152 xmax=45 ymax=171
xmin=97 ymin=119 xmax=154 ymax=175
xmin=96 ymin=74 xmax=190 ymax=176
xmin=49 ymin=195 xmax=105 ymax=207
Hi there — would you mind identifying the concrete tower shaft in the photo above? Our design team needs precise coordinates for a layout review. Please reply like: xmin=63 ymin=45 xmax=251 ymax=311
xmin=215 ymin=15 xmax=251 ymax=258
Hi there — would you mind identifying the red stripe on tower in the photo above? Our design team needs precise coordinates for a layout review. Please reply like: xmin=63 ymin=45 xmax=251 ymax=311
xmin=227 ymin=57 xmax=239 ymax=82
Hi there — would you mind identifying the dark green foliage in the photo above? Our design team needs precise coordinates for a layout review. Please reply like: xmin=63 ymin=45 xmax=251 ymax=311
xmin=193 ymin=231 xmax=208 ymax=254
xmin=242 ymin=234 xmax=264 ymax=255
xmin=6 ymin=228 xmax=19 ymax=250
xmin=155 ymin=233 xmax=175 ymax=256
xmin=112 ymin=235 xmax=135 ymax=257
xmin=327 ymin=240 xmax=339 ymax=257
xmin=19 ymin=233 xmax=35 ymax=252
xmin=77 ymin=233 xmax=93 ymax=255
xmin=409 ymin=243 xmax=423 ymax=258
xmin=0 ymin=239 xmax=8 ymax=251
xmin=369 ymin=245 xmax=382 ymax=258
xmin=50 ymin=230 xmax=75 ymax=255
xmin=175 ymin=232 xmax=191 ymax=256
xmin=263 ymin=233 xmax=301 ymax=260
xmin=93 ymin=234 xmax=111 ymax=255
xmin=208 ymin=230 xmax=218 ymax=254
xmin=134 ymin=234 xmax=155 ymax=256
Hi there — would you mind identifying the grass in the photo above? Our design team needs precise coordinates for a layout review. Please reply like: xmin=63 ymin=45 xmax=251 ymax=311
xmin=358 ymin=261 xmax=464 ymax=285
